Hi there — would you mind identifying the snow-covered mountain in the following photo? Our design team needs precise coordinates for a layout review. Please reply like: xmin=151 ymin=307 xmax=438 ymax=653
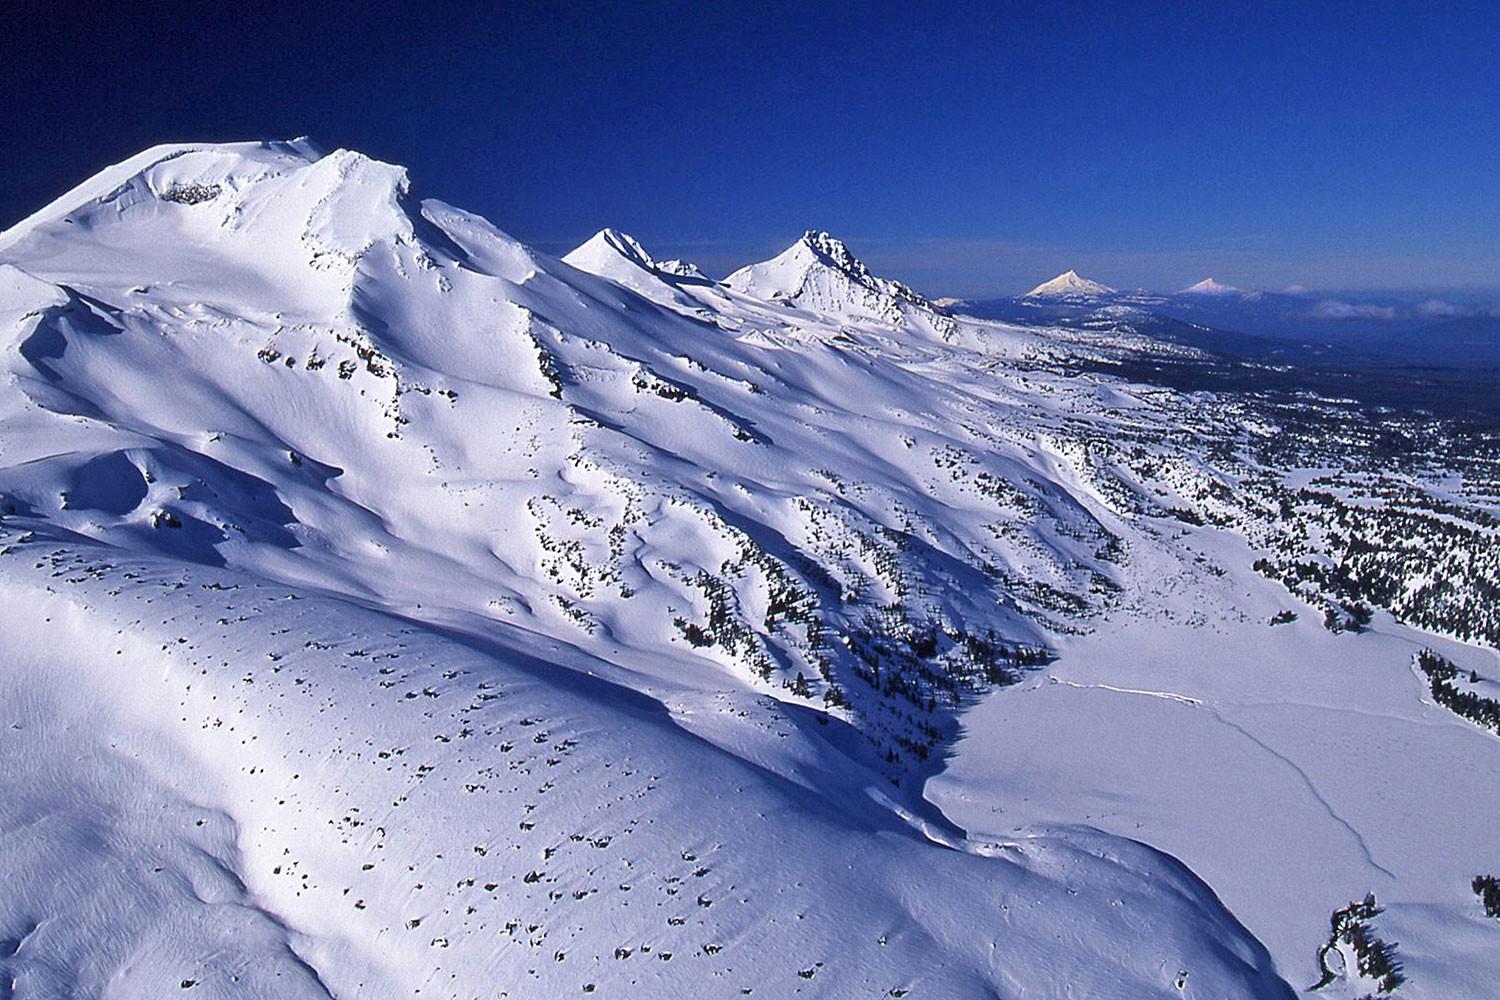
xmin=1178 ymin=277 xmax=1245 ymax=296
xmin=561 ymin=228 xmax=708 ymax=284
xmin=1 ymin=140 xmax=1497 ymax=999
xmin=1023 ymin=268 xmax=1118 ymax=299
xmin=725 ymin=230 xmax=957 ymax=336
xmin=563 ymin=226 xmax=662 ymax=275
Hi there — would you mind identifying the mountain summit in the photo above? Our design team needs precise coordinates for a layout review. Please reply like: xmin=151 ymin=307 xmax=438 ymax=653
xmin=564 ymin=227 xmax=660 ymax=273
xmin=561 ymin=228 xmax=709 ymax=280
xmin=1179 ymin=277 xmax=1245 ymax=296
xmin=725 ymin=230 xmax=953 ymax=332
xmin=1023 ymin=269 xmax=1118 ymax=299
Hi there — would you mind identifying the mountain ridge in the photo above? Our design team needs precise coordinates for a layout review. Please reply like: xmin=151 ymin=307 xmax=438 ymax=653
xmin=0 ymin=140 xmax=1301 ymax=996
xmin=1 ymin=140 xmax=1496 ymax=998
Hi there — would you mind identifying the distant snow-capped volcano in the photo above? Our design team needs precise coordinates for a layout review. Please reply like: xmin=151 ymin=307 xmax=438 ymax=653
xmin=1178 ymin=277 xmax=1245 ymax=296
xmin=1023 ymin=269 xmax=1117 ymax=299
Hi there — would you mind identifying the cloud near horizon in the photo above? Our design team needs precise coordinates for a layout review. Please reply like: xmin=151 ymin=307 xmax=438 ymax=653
xmin=1300 ymin=298 xmax=1500 ymax=323
xmin=1308 ymin=300 xmax=1401 ymax=321
xmin=1414 ymin=298 xmax=1499 ymax=319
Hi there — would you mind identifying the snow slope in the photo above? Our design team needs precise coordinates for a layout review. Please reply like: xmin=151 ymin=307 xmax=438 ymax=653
xmin=0 ymin=139 xmax=1494 ymax=997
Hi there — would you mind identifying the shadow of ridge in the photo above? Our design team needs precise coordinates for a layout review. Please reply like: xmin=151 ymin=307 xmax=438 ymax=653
xmin=0 ymin=505 xmax=1014 ymax=852
xmin=18 ymin=286 xmax=126 ymax=382
xmin=383 ymin=606 xmax=960 ymax=843
xmin=1093 ymin=824 xmax=1298 ymax=998
xmin=684 ymin=484 xmax=1046 ymax=779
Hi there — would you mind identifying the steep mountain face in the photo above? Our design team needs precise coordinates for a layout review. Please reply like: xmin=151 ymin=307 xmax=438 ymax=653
xmin=1 ymin=141 xmax=1497 ymax=998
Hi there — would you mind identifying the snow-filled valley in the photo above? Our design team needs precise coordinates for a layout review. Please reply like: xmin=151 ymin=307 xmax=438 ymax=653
xmin=0 ymin=139 xmax=1496 ymax=998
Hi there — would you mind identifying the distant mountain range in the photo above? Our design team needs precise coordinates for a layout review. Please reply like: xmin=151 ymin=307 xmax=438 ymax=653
xmin=949 ymin=269 xmax=1500 ymax=367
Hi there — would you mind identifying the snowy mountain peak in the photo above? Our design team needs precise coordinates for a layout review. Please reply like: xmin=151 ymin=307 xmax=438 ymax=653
xmin=655 ymin=258 xmax=707 ymax=279
xmin=727 ymin=230 xmax=874 ymax=287
xmin=1024 ymin=269 xmax=1118 ymax=299
xmin=563 ymin=229 xmax=713 ymax=293
xmin=597 ymin=227 xmax=656 ymax=265
xmin=564 ymin=228 xmax=659 ymax=272
xmin=0 ymin=138 xmax=436 ymax=307
xmin=798 ymin=229 xmax=870 ymax=279
xmin=0 ymin=139 xmax=327 ymax=250
xmin=1179 ymin=277 xmax=1245 ymax=296
xmin=725 ymin=231 xmax=952 ymax=331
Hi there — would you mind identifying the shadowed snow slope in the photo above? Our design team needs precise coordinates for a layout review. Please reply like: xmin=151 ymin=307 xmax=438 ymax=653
xmin=3 ymin=140 xmax=1489 ymax=997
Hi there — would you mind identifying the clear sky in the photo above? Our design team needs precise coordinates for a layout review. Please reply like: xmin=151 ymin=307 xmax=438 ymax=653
xmin=5 ymin=1 xmax=1497 ymax=296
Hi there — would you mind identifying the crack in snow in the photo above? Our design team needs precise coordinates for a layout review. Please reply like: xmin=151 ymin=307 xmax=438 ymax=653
xmin=1208 ymin=713 xmax=1396 ymax=880
xmin=1047 ymin=676 xmax=1203 ymax=705
xmin=1043 ymin=674 xmax=1395 ymax=879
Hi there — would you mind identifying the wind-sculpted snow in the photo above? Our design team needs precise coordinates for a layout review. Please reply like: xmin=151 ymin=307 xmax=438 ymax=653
xmin=4 ymin=139 xmax=1493 ymax=996
xmin=0 ymin=526 xmax=1294 ymax=997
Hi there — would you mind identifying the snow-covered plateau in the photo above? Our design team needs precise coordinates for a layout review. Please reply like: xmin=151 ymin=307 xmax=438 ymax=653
xmin=0 ymin=140 xmax=1495 ymax=998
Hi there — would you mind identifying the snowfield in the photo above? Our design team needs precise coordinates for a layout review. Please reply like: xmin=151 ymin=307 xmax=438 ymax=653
xmin=0 ymin=140 xmax=1494 ymax=998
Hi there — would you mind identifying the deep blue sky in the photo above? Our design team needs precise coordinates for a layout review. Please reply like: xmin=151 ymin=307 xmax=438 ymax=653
xmin=4 ymin=1 xmax=1497 ymax=296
